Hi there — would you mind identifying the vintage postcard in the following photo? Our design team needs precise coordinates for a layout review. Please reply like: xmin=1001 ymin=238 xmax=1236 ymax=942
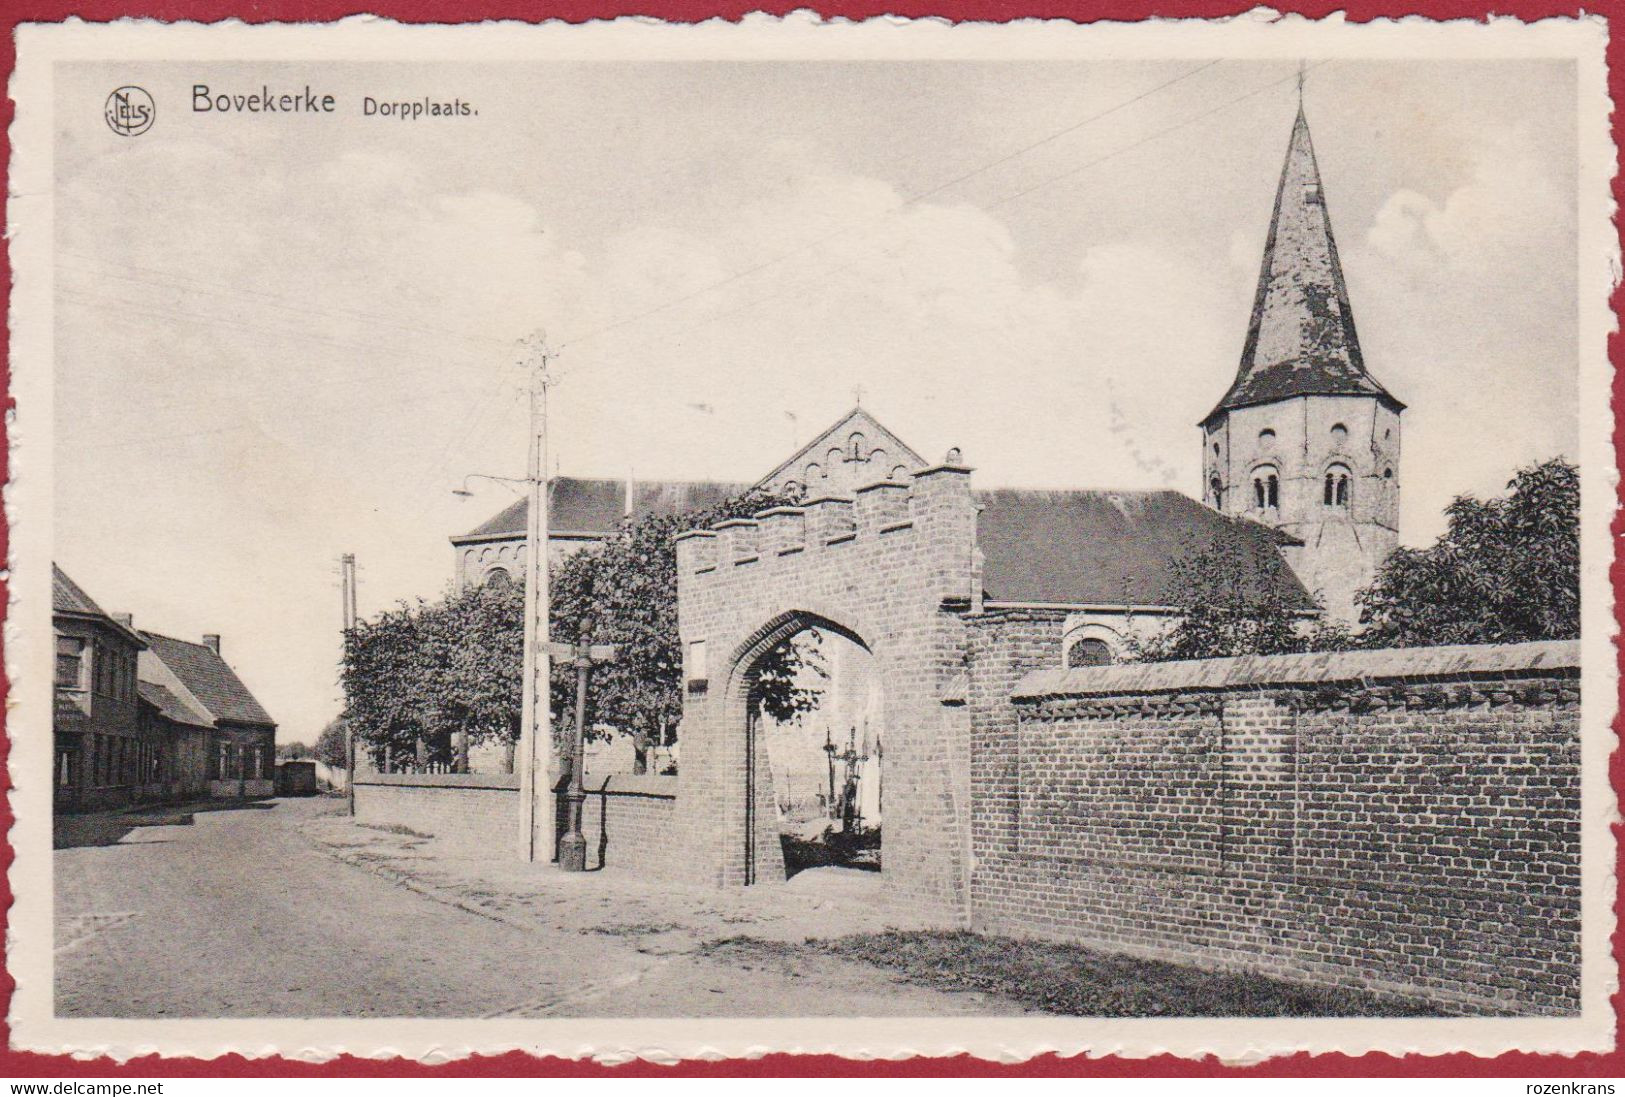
xmin=7 ymin=13 xmax=1617 ymax=1065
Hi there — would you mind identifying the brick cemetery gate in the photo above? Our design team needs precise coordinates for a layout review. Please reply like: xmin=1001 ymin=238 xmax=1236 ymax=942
xmin=673 ymin=462 xmax=982 ymax=922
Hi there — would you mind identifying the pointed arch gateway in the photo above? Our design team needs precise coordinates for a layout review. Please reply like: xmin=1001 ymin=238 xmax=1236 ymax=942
xmin=727 ymin=610 xmax=876 ymax=885
xmin=672 ymin=463 xmax=980 ymax=921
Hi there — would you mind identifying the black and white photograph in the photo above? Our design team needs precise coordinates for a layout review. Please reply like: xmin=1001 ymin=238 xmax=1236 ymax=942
xmin=8 ymin=15 xmax=1615 ymax=1063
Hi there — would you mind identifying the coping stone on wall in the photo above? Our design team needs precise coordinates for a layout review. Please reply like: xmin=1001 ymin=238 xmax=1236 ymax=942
xmin=1011 ymin=639 xmax=1580 ymax=702
xmin=353 ymin=771 xmax=520 ymax=791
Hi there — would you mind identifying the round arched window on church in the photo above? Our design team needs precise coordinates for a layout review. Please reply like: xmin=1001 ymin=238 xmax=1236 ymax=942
xmin=1330 ymin=423 xmax=1349 ymax=447
xmin=1067 ymin=638 xmax=1115 ymax=668
xmin=1324 ymin=463 xmax=1352 ymax=508
xmin=1258 ymin=428 xmax=1276 ymax=448
xmin=484 ymin=567 xmax=513 ymax=591
xmin=1251 ymin=465 xmax=1280 ymax=511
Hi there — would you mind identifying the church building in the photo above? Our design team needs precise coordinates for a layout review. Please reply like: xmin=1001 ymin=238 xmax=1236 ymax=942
xmin=452 ymin=100 xmax=1402 ymax=657
xmin=1201 ymin=103 xmax=1404 ymax=623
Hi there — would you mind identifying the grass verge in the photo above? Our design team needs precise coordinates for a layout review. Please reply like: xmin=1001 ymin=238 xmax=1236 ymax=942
xmin=704 ymin=930 xmax=1443 ymax=1017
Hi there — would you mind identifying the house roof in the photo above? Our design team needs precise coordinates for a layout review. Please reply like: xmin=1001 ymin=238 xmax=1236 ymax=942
xmin=458 ymin=409 xmax=928 ymax=544
xmin=53 ymin=564 xmax=145 ymax=647
xmin=137 ymin=679 xmax=215 ymax=729
xmin=54 ymin=564 xmax=107 ymax=617
xmin=1204 ymin=107 xmax=1402 ymax=425
xmin=455 ymin=477 xmax=750 ymax=542
xmin=139 ymin=631 xmax=276 ymax=728
xmin=974 ymin=488 xmax=1314 ymax=610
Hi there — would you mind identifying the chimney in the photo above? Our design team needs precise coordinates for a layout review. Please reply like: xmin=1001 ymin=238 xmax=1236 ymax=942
xmin=113 ymin=612 xmax=133 ymax=628
xmin=202 ymin=634 xmax=221 ymax=655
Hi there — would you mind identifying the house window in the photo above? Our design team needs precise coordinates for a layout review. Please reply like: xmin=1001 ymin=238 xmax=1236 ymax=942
xmin=55 ymin=636 xmax=85 ymax=689
xmin=1325 ymin=464 xmax=1352 ymax=508
xmin=1066 ymin=638 xmax=1115 ymax=668
xmin=1252 ymin=467 xmax=1280 ymax=511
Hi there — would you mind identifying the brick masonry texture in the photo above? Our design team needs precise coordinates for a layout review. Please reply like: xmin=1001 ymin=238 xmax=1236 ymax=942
xmin=356 ymin=771 xmax=677 ymax=876
xmin=987 ymin=640 xmax=1581 ymax=1015
xmin=674 ymin=464 xmax=981 ymax=922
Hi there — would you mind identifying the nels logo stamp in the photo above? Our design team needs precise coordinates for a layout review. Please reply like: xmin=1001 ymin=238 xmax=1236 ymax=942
xmin=104 ymin=86 xmax=154 ymax=136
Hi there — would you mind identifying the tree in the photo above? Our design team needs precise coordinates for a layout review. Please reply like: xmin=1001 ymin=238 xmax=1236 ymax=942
xmin=341 ymin=583 xmax=523 ymax=773
xmin=314 ymin=717 xmax=349 ymax=771
xmin=1126 ymin=528 xmax=1346 ymax=663
xmin=276 ymin=741 xmax=310 ymax=761
xmin=548 ymin=485 xmax=820 ymax=772
xmin=1357 ymin=457 xmax=1579 ymax=647
xmin=339 ymin=486 xmax=816 ymax=775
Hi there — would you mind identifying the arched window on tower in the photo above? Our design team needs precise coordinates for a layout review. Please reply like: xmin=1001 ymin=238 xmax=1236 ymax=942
xmin=848 ymin=432 xmax=866 ymax=461
xmin=1324 ymin=464 xmax=1351 ymax=508
xmin=1066 ymin=638 xmax=1114 ymax=668
xmin=1252 ymin=466 xmax=1279 ymax=512
xmin=1209 ymin=475 xmax=1224 ymax=508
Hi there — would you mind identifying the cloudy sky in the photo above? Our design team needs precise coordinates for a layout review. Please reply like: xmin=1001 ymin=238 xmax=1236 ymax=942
xmin=52 ymin=55 xmax=1579 ymax=740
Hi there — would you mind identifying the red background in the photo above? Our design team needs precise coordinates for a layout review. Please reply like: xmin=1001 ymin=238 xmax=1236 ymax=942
xmin=3 ymin=0 xmax=1620 ymax=1078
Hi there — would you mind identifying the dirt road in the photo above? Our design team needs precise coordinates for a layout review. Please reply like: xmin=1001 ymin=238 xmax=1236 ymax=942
xmin=54 ymin=797 xmax=1021 ymax=1019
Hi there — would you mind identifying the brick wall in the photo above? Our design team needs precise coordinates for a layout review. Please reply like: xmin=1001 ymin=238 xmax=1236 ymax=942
xmin=980 ymin=640 xmax=1581 ymax=1015
xmin=356 ymin=770 xmax=678 ymax=875
xmin=355 ymin=772 xmax=520 ymax=856
xmin=555 ymin=773 xmax=680 ymax=878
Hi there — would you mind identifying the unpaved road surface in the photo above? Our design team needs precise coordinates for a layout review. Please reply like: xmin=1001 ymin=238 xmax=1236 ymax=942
xmin=54 ymin=797 xmax=1021 ymax=1018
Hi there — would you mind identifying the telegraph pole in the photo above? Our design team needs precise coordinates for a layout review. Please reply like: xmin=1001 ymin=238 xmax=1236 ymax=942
xmin=340 ymin=553 xmax=358 ymax=815
xmin=516 ymin=331 xmax=556 ymax=863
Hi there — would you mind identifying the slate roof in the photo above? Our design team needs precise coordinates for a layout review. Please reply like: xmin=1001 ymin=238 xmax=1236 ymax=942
xmin=140 ymin=631 xmax=276 ymax=729
xmin=53 ymin=564 xmax=108 ymax=617
xmin=137 ymin=680 xmax=215 ymax=729
xmin=1204 ymin=107 xmax=1402 ymax=425
xmin=974 ymin=488 xmax=1314 ymax=609
xmin=456 ymin=477 xmax=750 ymax=541
xmin=53 ymin=564 xmax=145 ymax=646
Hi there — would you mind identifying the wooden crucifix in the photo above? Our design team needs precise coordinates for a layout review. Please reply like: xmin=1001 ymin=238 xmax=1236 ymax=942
xmin=543 ymin=620 xmax=618 ymax=873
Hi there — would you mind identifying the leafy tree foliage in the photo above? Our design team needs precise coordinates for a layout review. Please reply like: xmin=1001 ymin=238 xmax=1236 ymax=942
xmin=340 ymin=486 xmax=815 ymax=773
xmin=314 ymin=717 xmax=349 ymax=771
xmin=1128 ymin=457 xmax=1578 ymax=663
xmin=1125 ymin=529 xmax=1347 ymax=662
xmin=549 ymin=485 xmax=820 ymax=771
xmin=1357 ymin=458 xmax=1579 ymax=646
xmin=341 ymin=582 xmax=521 ymax=771
xmin=276 ymin=741 xmax=310 ymax=761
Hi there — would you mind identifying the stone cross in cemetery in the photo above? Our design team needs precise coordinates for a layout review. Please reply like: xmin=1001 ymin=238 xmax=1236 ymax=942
xmin=543 ymin=620 xmax=617 ymax=873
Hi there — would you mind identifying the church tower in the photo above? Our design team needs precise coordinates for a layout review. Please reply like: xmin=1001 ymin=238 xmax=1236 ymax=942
xmin=1201 ymin=101 xmax=1405 ymax=625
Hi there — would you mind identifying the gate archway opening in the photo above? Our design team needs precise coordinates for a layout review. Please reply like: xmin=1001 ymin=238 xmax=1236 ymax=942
xmin=735 ymin=614 xmax=882 ymax=886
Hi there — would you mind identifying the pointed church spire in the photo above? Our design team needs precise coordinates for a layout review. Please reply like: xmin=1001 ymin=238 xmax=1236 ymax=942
xmin=1202 ymin=102 xmax=1403 ymax=425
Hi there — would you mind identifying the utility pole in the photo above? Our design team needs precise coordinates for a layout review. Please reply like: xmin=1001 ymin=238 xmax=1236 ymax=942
xmin=516 ymin=331 xmax=556 ymax=863
xmin=341 ymin=553 xmax=357 ymax=815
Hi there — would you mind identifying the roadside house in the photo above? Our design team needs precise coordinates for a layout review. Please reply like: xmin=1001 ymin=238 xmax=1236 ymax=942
xmin=139 ymin=632 xmax=278 ymax=799
xmin=53 ymin=565 xmax=153 ymax=812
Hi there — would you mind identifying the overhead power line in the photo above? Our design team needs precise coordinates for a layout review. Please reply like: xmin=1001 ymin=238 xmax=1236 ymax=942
xmin=556 ymin=59 xmax=1224 ymax=352
xmin=552 ymin=62 xmax=1316 ymax=378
